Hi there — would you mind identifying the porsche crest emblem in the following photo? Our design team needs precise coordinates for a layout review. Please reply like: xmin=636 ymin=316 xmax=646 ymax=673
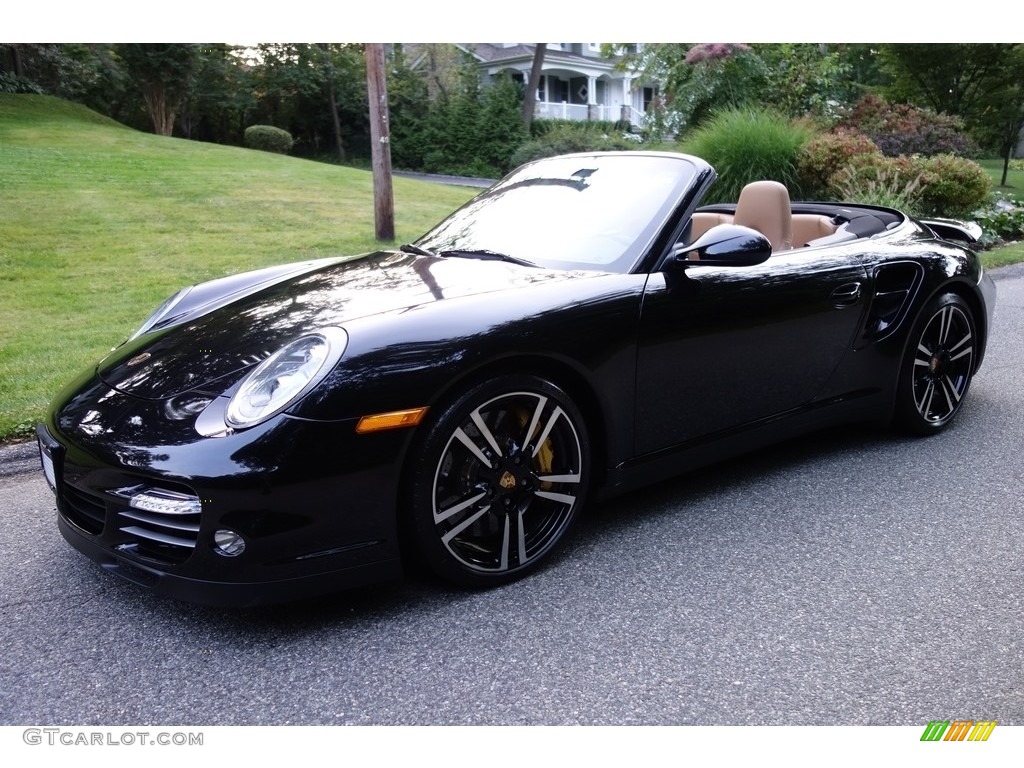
xmin=126 ymin=352 xmax=152 ymax=367
xmin=499 ymin=471 xmax=516 ymax=490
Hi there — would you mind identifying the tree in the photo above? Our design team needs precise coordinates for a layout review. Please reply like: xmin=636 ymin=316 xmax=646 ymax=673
xmin=479 ymin=74 xmax=528 ymax=173
xmin=754 ymin=44 xmax=854 ymax=120
xmin=522 ymin=44 xmax=546 ymax=131
xmin=246 ymin=43 xmax=367 ymax=161
xmin=973 ymin=46 xmax=1024 ymax=186
xmin=116 ymin=44 xmax=201 ymax=136
xmin=405 ymin=43 xmax=465 ymax=101
xmin=614 ymin=43 xmax=853 ymax=135
xmin=248 ymin=44 xmax=326 ymax=143
xmin=881 ymin=43 xmax=1024 ymax=183
xmin=388 ymin=45 xmax=431 ymax=170
xmin=880 ymin=44 xmax=1012 ymax=118
xmin=178 ymin=45 xmax=255 ymax=143
xmin=1 ymin=43 xmax=25 ymax=77
xmin=0 ymin=44 xmax=132 ymax=120
xmin=320 ymin=43 xmax=346 ymax=162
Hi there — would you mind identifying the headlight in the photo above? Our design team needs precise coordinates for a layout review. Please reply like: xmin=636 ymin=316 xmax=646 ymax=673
xmin=225 ymin=327 xmax=348 ymax=429
xmin=127 ymin=286 xmax=194 ymax=341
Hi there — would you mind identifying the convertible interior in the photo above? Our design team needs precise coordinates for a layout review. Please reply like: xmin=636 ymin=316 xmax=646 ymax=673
xmin=689 ymin=180 xmax=905 ymax=252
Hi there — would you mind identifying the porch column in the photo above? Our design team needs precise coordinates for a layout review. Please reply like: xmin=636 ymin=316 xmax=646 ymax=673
xmin=587 ymin=75 xmax=597 ymax=105
xmin=621 ymin=76 xmax=633 ymax=125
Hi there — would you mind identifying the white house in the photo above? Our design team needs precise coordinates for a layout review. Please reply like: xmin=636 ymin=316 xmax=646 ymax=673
xmin=462 ymin=44 xmax=655 ymax=129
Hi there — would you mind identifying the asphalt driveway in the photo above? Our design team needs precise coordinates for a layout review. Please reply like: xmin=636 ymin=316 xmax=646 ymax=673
xmin=1 ymin=263 xmax=1022 ymax=726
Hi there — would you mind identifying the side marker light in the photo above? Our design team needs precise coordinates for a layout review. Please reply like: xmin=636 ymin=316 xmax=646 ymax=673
xmin=355 ymin=407 xmax=429 ymax=434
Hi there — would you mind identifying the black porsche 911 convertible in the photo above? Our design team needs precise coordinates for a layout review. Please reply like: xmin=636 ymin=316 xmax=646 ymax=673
xmin=38 ymin=151 xmax=997 ymax=605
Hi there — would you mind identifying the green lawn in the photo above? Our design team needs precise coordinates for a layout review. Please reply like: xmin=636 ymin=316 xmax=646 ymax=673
xmin=1 ymin=95 xmax=1022 ymax=443
xmin=981 ymin=239 xmax=1024 ymax=268
xmin=0 ymin=94 xmax=476 ymax=441
xmin=979 ymin=158 xmax=1024 ymax=194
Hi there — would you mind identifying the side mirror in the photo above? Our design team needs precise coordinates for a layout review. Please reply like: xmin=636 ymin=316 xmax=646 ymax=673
xmin=672 ymin=224 xmax=772 ymax=267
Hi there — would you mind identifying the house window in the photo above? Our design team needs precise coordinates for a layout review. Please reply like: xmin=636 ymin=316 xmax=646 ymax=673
xmin=553 ymin=79 xmax=569 ymax=103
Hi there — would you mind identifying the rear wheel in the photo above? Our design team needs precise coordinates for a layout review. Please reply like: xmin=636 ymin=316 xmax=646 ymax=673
xmin=896 ymin=292 xmax=976 ymax=435
xmin=407 ymin=376 xmax=590 ymax=587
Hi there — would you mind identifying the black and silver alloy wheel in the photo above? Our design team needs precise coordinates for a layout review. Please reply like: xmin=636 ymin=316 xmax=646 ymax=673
xmin=409 ymin=376 xmax=589 ymax=586
xmin=897 ymin=292 xmax=976 ymax=435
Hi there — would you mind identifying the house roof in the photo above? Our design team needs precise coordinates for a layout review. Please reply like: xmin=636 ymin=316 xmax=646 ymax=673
xmin=464 ymin=44 xmax=622 ymax=72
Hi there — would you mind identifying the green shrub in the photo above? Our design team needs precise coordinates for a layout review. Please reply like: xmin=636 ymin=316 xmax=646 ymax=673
xmin=530 ymin=118 xmax=620 ymax=138
xmin=0 ymin=72 xmax=45 ymax=94
xmin=796 ymin=129 xmax=879 ymax=200
xmin=680 ymin=107 xmax=812 ymax=203
xmin=916 ymin=154 xmax=991 ymax=218
xmin=510 ymin=123 xmax=640 ymax=167
xmin=1011 ymin=158 xmax=1024 ymax=172
xmin=829 ymin=154 xmax=926 ymax=212
xmin=972 ymin=195 xmax=1024 ymax=246
xmin=839 ymin=94 xmax=978 ymax=158
xmin=415 ymin=73 xmax=526 ymax=178
xmin=828 ymin=153 xmax=990 ymax=218
xmin=244 ymin=125 xmax=294 ymax=155
xmin=474 ymin=74 xmax=529 ymax=175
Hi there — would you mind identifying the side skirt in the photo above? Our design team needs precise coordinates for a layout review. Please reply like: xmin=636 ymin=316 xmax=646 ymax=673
xmin=598 ymin=390 xmax=890 ymax=500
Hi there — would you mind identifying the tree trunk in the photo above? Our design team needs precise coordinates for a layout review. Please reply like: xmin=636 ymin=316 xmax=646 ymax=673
xmin=142 ymin=85 xmax=175 ymax=136
xmin=326 ymin=83 xmax=346 ymax=163
xmin=523 ymin=44 xmax=547 ymax=132
xmin=365 ymin=44 xmax=394 ymax=242
xmin=320 ymin=44 xmax=347 ymax=163
xmin=10 ymin=44 xmax=24 ymax=78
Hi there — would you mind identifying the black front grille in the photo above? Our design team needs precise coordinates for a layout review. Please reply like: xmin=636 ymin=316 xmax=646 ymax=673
xmin=60 ymin=483 xmax=106 ymax=535
xmin=116 ymin=505 xmax=200 ymax=565
xmin=57 ymin=470 xmax=202 ymax=566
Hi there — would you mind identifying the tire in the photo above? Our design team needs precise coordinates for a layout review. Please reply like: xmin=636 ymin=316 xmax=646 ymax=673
xmin=896 ymin=292 xmax=977 ymax=435
xmin=407 ymin=375 xmax=590 ymax=587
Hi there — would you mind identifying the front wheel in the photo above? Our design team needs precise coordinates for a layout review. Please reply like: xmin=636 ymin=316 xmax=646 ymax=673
xmin=407 ymin=376 xmax=590 ymax=587
xmin=896 ymin=292 xmax=977 ymax=435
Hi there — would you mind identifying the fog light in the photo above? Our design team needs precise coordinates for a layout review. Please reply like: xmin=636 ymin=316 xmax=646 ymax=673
xmin=213 ymin=529 xmax=246 ymax=557
xmin=129 ymin=488 xmax=202 ymax=516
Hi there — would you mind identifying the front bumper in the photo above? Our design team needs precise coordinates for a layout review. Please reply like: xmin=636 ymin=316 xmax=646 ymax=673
xmin=55 ymin=512 xmax=400 ymax=606
xmin=38 ymin=409 xmax=408 ymax=606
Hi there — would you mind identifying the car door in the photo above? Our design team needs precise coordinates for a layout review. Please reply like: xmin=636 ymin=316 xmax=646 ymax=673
xmin=633 ymin=245 xmax=869 ymax=456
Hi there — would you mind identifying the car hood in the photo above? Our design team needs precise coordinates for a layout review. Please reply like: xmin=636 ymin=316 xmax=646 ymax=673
xmin=97 ymin=250 xmax=597 ymax=399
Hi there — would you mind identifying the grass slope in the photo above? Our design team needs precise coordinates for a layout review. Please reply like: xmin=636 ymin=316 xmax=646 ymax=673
xmin=1 ymin=95 xmax=1021 ymax=442
xmin=0 ymin=94 xmax=476 ymax=440
xmin=979 ymin=158 xmax=1024 ymax=193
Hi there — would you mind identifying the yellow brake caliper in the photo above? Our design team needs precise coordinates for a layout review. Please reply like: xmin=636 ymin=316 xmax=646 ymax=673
xmin=517 ymin=408 xmax=555 ymax=490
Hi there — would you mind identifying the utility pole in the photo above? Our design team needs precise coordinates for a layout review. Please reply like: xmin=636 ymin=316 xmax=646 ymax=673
xmin=365 ymin=43 xmax=394 ymax=241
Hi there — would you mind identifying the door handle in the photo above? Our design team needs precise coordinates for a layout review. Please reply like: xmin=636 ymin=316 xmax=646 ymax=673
xmin=830 ymin=282 xmax=862 ymax=307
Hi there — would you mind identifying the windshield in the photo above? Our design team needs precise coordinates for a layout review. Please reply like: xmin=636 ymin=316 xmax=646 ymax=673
xmin=416 ymin=153 xmax=701 ymax=273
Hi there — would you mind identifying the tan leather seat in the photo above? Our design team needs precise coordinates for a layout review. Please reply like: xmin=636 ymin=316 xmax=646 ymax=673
xmin=734 ymin=181 xmax=792 ymax=251
xmin=689 ymin=211 xmax=733 ymax=241
xmin=791 ymin=214 xmax=837 ymax=248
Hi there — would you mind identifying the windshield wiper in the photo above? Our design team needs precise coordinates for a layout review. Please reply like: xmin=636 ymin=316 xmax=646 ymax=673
xmin=399 ymin=243 xmax=438 ymax=257
xmin=439 ymin=249 xmax=537 ymax=268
